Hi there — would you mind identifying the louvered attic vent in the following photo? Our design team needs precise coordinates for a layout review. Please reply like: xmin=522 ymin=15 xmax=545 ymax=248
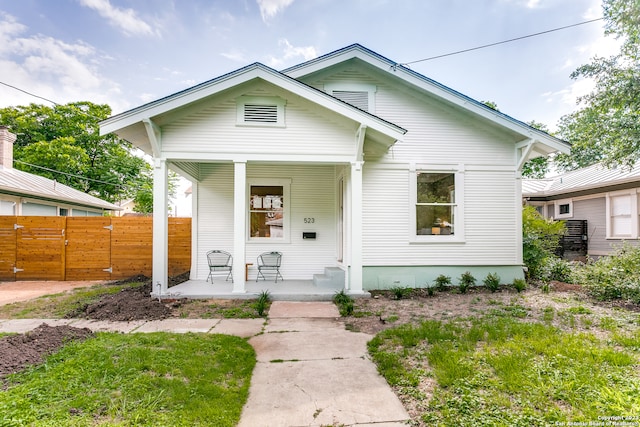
xmin=332 ymin=90 xmax=369 ymax=112
xmin=244 ymin=104 xmax=278 ymax=123
xmin=237 ymin=96 xmax=286 ymax=127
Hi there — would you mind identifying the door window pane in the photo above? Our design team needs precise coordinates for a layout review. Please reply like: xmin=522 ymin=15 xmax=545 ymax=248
xmin=250 ymin=186 xmax=284 ymax=238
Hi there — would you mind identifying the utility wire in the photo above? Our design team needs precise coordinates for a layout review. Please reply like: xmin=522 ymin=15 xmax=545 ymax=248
xmin=0 ymin=81 xmax=60 ymax=106
xmin=401 ymin=17 xmax=604 ymax=66
xmin=14 ymin=160 xmax=138 ymax=190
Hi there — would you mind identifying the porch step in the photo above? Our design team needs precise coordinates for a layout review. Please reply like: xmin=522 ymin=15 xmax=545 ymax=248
xmin=313 ymin=267 xmax=345 ymax=289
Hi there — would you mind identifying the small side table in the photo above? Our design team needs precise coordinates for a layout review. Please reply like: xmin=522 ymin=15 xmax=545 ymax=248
xmin=245 ymin=263 xmax=253 ymax=281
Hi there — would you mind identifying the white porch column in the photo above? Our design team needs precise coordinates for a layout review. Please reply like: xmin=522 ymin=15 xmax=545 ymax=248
xmin=349 ymin=160 xmax=365 ymax=294
xmin=232 ymin=161 xmax=247 ymax=293
xmin=152 ymin=158 xmax=169 ymax=296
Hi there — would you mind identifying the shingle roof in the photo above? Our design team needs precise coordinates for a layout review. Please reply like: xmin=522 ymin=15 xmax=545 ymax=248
xmin=0 ymin=166 xmax=121 ymax=211
xmin=522 ymin=163 xmax=640 ymax=197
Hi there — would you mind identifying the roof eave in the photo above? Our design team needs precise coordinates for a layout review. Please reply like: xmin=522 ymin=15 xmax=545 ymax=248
xmin=100 ymin=61 xmax=406 ymax=148
xmin=284 ymin=44 xmax=570 ymax=154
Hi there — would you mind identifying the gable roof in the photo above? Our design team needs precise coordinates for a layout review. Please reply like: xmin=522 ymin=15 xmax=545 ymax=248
xmin=522 ymin=163 xmax=640 ymax=199
xmin=0 ymin=166 xmax=121 ymax=211
xmin=284 ymin=44 xmax=571 ymax=156
xmin=100 ymin=62 xmax=407 ymax=155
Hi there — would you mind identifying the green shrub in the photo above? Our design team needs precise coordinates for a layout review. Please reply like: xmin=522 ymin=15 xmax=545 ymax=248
xmin=522 ymin=206 xmax=565 ymax=280
xmin=513 ymin=278 xmax=527 ymax=293
xmin=434 ymin=275 xmax=452 ymax=292
xmin=572 ymin=244 xmax=640 ymax=303
xmin=458 ymin=271 xmax=476 ymax=294
xmin=483 ymin=272 xmax=501 ymax=293
xmin=333 ymin=290 xmax=354 ymax=316
xmin=540 ymin=256 xmax=573 ymax=283
xmin=253 ymin=290 xmax=271 ymax=317
xmin=390 ymin=285 xmax=412 ymax=300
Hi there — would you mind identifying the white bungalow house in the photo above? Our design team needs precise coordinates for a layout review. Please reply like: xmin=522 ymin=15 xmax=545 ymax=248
xmin=0 ymin=126 xmax=120 ymax=216
xmin=100 ymin=44 xmax=570 ymax=297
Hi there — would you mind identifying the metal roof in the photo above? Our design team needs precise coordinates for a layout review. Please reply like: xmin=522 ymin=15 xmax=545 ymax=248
xmin=522 ymin=163 xmax=640 ymax=197
xmin=0 ymin=166 xmax=121 ymax=211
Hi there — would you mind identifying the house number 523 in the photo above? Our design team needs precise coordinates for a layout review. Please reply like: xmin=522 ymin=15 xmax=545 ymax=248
xmin=304 ymin=218 xmax=315 ymax=223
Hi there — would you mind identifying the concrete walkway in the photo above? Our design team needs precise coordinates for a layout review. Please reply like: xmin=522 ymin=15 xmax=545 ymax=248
xmin=0 ymin=301 xmax=410 ymax=427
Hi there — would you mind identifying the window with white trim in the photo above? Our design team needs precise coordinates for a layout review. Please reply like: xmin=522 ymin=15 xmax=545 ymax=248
xmin=325 ymin=83 xmax=376 ymax=113
xmin=248 ymin=179 xmax=291 ymax=242
xmin=236 ymin=96 xmax=286 ymax=127
xmin=554 ymin=199 xmax=573 ymax=219
xmin=411 ymin=168 xmax=465 ymax=242
xmin=607 ymin=191 xmax=639 ymax=239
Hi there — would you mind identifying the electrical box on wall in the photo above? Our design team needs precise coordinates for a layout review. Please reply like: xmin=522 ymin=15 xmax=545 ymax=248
xmin=302 ymin=232 xmax=316 ymax=239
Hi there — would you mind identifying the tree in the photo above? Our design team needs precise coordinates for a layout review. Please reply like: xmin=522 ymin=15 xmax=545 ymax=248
xmin=521 ymin=121 xmax=554 ymax=179
xmin=522 ymin=206 xmax=565 ymax=280
xmin=0 ymin=101 xmax=169 ymax=206
xmin=556 ymin=0 xmax=640 ymax=171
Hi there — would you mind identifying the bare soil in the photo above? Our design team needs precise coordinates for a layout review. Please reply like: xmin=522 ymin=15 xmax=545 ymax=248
xmin=1 ymin=277 xmax=638 ymax=384
xmin=340 ymin=281 xmax=640 ymax=335
xmin=0 ymin=324 xmax=94 ymax=380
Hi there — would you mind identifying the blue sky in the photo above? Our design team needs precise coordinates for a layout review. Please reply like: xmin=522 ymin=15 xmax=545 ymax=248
xmin=0 ymin=0 xmax=620 ymax=131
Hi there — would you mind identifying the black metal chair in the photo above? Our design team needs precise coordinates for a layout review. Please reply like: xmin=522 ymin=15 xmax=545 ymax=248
xmin=206 ymin=250 xmax=233 ymax=283
xmin=256 ymin=251 xmax=283 ymax=282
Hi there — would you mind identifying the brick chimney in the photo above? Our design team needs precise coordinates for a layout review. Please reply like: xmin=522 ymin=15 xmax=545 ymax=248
xmin=0 ymin=125 xmax=16 ymax=169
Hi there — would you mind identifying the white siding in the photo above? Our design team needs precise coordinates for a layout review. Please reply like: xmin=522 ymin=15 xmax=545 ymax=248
xmin=194 ymin=163 xmax=337 ymax=280
xmin=314 ymin=67 xmax=515 ymax=166
xmin=161 ymin=85 xmax=358 ymax=158
xmin=362 ymin=166 xmax=518 ymax=265
xmin=312 ymin=66 xmax=521 ymax=268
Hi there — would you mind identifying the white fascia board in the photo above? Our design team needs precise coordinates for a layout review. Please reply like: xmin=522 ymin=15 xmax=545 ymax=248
xmin=100 ymin=67 xmax=264 ymax=135
xmin=101 ymin=63 xmax=405 ymax=143
xmin=286 ymin=46 xmax=568 ymax=153
xmin=254 ymin=68 xmax=405 ymax=141
xmin=162 ymin=151 xmax=357 ymax=164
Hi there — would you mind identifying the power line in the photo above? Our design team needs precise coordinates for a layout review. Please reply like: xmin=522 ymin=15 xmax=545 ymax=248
xmin=0 ymin=81 xmax=60 ymax=106
xmin=401 ymin=17 xmax=604 ymax=66
xmin=14 ymin=159 xmax=138 ymax=190
xmin=1 ymin=17 xmax=605 ymax=109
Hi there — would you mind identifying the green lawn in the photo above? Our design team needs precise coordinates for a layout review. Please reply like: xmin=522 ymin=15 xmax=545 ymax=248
xmin=368 ymin=310 xmax=640 ymax=426
xmin=0 ymin=332 xmax=255 ymax=426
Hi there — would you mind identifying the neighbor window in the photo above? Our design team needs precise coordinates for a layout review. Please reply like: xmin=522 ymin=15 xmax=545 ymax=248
xmin=416 ymin=172 xmax=456 ymax=236
xmin=554 ymin=199 xmax=573 ymax=219
xmin=248 ymin=179 xmax=291 ymax=241
xmin=607 ymin=191 xmax=638 ymax=239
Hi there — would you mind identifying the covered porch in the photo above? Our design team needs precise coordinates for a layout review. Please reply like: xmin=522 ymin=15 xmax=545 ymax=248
xmin=166 ymin=279 xmax=363 ymax=301
xmin=99 ymin=63 xmax=406 ymax=299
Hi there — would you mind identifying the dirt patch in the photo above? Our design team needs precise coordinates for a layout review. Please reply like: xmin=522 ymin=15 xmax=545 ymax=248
xmin=70 ymin=281 xmax=172 ymax=321
xmin=0 ymin=323 xmax=94 ymax=380
xmin=340 ymin=285 xmax=639 ymax=335
xmin=67 ymin=273 xmax=191 ymax=321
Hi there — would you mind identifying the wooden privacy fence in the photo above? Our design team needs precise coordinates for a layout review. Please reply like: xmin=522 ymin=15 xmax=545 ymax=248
xmin=0 ymin=216 xmax=191 ymax=281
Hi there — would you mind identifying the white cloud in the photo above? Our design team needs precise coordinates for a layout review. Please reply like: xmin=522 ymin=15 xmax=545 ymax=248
xmin=256 ymin=0 xmax=295 ymax=22
xmin=0 ymin=12 xmax=126 ymax=112
xmin=267 ymin=39 xmax=317 ymax=68
xmin=77 ymin=0 xmax=159 ymax=37
xmin=221 ymin=50 xmax=248 ymax=62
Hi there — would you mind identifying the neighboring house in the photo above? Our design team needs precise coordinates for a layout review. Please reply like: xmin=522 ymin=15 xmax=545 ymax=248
xmin=114 ymin=198 xmax=136 ymax=216
xmin=0 ymin=126 xmax=121 ymax=216
xmin=100 ymin=44 xmax=570 ymax=296
xmin=523 ymin=163 xmax=640 ymax=257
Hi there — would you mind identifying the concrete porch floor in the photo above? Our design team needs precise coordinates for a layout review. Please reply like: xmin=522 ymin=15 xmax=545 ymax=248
xmin=165 ymin=279 xmax=370 ymax=301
